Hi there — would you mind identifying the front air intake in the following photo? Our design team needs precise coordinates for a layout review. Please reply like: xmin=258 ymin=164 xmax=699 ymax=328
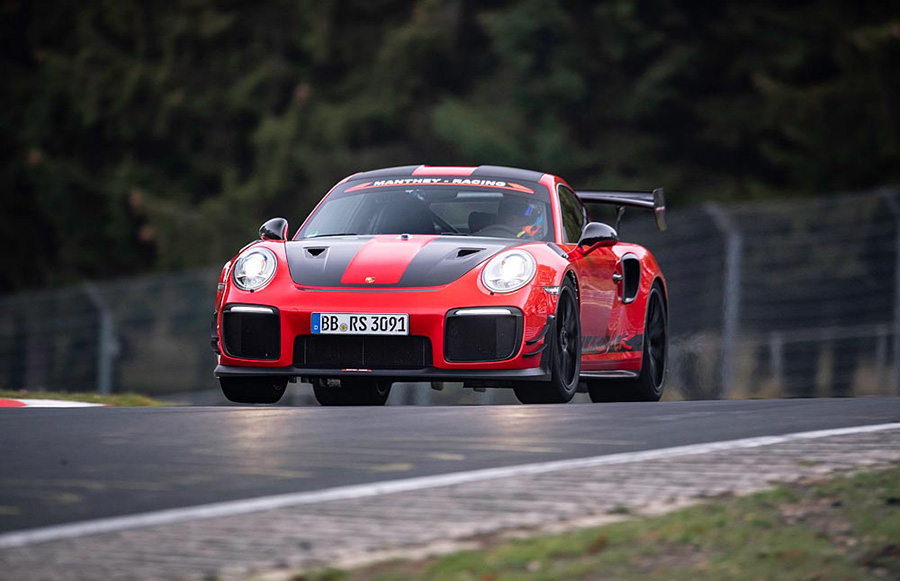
xmin=444 ymin=308 xmax=523 ymax=362
xmin=294 ymin=335 xmax=432 ymax=369
xmin=221 ymin=306 xmax=281 ymax=360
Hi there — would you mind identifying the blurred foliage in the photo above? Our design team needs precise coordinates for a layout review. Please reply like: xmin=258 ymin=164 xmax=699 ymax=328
xmin=1 ymin=0 xmax=898 ymax=291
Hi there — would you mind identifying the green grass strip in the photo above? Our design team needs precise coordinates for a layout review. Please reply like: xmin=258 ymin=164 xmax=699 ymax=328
xmin=302 ymin=465 xmax=900 ymax=581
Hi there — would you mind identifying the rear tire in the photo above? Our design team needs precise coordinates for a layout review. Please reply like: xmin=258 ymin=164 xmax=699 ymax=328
xmin=313 ymin=378 xmax=392 ymax=406
xmin=220 ymin=376 xmax=288 ymax=404
xmin=514 ymin=279 xmax=581 ymax=404
xmin=588 ymin=284 xmax=667 ymax=402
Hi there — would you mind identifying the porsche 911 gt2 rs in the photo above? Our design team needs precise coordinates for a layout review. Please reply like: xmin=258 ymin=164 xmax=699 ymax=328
xmin=212 ymin=165 xmax=668 ymax=405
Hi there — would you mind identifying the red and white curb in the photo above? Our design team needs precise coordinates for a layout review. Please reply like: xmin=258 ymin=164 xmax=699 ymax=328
xmin=0 ymin=398 xmax=105 ymax=408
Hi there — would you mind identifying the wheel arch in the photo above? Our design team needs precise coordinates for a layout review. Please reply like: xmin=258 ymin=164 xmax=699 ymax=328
xmin=651 ymin=275 xmax=668 ymax=307
xmin=630 ymin=275 xmax=667 ymax=380
xmin=563 ymin=269 xmax=579 ymax=304
xmin=642 ymin=277 xmax=668 ymax=335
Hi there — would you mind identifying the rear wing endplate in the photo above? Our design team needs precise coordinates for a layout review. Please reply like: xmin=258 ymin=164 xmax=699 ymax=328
xmin=575 ymin=188 xmax=667 ymax=231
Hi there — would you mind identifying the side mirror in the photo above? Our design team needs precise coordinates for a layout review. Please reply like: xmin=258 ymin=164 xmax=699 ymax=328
xmin=578 ymin=222 xmax=618 ymax=248
xmin=259 ymin=217 xmax=289 ymax=241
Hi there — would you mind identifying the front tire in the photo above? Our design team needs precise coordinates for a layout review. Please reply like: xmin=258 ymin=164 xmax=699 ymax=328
xmin=514 ymin=279 xmax=581 ymax=404
xmin=313 ymin=378 xmax=392 ymax=406
xmin=588 ymin=284 xmax=667 ymax=402
xmin=220 ymin=376 xmax=288 ymax=404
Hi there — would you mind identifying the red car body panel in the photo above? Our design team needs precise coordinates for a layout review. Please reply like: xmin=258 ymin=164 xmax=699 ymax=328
xmin=214 ymin=165 xmax=666 ymax=383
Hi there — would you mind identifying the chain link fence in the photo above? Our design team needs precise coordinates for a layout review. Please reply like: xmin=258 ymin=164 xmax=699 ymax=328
xmin=1 ymin=189 xmax=897 ymax=400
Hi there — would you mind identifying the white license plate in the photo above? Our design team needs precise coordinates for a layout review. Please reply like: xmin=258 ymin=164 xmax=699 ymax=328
xmin=312 ymin=313 xmax=409 ymax=335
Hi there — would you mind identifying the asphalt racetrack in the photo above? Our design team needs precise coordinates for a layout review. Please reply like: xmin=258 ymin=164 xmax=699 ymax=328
xmin=2 ymin=397 xmax=899 ymax=535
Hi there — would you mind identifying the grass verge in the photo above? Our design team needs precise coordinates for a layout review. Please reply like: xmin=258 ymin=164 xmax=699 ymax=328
xmin=300 ymin=465 xmax=900 ymax=581
xmin=0 ymin=389 xmax=171 ymax=406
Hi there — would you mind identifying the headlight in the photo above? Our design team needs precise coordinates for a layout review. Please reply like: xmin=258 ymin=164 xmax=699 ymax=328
xmin=481 ymin=249 xmax=536 ymax=293
xmin=232 ymin=247 xmax=278 ymax=291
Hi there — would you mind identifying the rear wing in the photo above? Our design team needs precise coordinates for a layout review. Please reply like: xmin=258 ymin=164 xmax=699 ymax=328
xmin=575 ymin=188 xmax=667 ymax=231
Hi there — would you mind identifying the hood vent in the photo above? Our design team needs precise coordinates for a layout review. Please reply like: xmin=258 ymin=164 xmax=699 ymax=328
xmin=456 ymin=248 xmax=483 ymax=258
xmin=305 ymin=247 xmax=327 ymax=258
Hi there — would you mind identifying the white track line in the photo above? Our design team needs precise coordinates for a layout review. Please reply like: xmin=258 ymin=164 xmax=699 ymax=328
xmin=1 ymin=421 xmax=899 ymax=549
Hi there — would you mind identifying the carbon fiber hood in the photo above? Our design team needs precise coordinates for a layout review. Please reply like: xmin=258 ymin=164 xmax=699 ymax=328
xmin=285 ymin=235 xmax=517 ymax=288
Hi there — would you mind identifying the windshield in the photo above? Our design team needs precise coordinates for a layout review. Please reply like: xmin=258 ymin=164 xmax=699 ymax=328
xmin=297 ymin=179 xmax=554 ymax=241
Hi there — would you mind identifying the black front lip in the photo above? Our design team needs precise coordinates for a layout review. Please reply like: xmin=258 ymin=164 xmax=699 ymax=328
xmin=214 ymin=364 xmax=551 ymax=383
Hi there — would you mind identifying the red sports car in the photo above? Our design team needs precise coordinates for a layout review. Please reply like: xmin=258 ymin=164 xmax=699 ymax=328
xmin=212 ymin=165 xmax=668 ymax=405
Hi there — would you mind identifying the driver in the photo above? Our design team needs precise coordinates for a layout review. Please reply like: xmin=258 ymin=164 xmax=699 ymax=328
xmin=498 ymin=196 xmax=545 ymax=239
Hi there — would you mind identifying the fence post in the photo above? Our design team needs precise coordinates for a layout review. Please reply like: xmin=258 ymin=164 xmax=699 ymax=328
xmin=705 ymin=203 xmax=742 ymax=398
xmin=769 ymin=332 xmax=783 ymax=388
xmin=83 ymin=283 xmax=117 ymax=395
xmin=875 ymin=327 xmax=888 ymax=387
xmin=883 ymin=191 xmax=900 ymax=395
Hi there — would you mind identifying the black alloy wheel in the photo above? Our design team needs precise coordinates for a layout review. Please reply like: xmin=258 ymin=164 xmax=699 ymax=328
xmin=514 ymin=279 xmax=581 ymax=404
xmin=644 ymin=286 xmax=667 ymax=391
xmin=313 ymin=377 xmax=392 ymax=406
xmin=220 ymin=376 xmax=288 ymax=404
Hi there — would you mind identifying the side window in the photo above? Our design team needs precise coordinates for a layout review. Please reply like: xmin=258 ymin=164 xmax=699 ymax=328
xmin=558 ymin=185 xmax=587 ymax=243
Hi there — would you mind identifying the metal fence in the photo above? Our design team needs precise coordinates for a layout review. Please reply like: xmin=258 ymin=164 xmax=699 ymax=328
xmin=626 ymin=188 xmax=900 ymax=399
xmin=0 ymin=269 xmax=220 ymax=397
xmin=1 ymin=189 xmax=897 ymax=400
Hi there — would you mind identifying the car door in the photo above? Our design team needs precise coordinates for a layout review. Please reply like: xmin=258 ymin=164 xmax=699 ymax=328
xmin=557 ymin=185 xmax=617 ymax=370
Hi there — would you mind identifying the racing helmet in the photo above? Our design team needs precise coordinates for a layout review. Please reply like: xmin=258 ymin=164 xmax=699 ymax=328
xmin=498 ymin=195 xmax=544 ymax=238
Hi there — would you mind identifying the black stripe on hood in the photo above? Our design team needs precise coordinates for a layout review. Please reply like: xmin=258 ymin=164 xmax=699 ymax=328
xmin=285 ymin=236 xmax=518 ymax=288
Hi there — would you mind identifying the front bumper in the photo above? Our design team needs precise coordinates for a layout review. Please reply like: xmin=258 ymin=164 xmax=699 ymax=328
xmin=214 ymin=275 xmax=558 ymax=382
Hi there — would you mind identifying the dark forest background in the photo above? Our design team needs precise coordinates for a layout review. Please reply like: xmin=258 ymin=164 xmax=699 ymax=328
xmin=1 ymin=0 xmax=898 ymax=292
